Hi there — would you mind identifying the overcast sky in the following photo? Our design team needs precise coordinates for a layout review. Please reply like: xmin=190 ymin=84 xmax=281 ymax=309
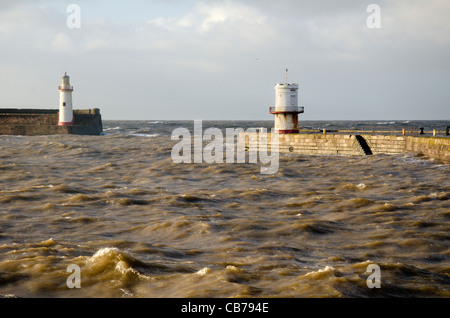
xmin=0 ymin=0 xmax=449 ymax=120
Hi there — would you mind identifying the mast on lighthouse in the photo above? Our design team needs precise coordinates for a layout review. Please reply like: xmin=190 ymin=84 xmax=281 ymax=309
xmin=269 ymin=69 xmax=304 ymax=133
xmin=58 ymin=72 xmax=74 ymax=126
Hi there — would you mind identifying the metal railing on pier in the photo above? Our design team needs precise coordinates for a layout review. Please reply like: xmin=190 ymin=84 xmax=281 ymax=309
xmin=299 ymin=127 xmax=450 ymax=137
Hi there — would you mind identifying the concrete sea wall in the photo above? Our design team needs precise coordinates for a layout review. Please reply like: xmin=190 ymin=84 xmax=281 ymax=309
xmin=405 ymin=136 xmax=449 ymax=163
xmin=272 ymin=134 xmax=362 ymax=156
xmin=0 ymin=108 xmax=103 ymax=135
xmin=240 ymin=132 xmax=450 ymax=164
xmin=362 ymin=135 xmax=407 ymax=154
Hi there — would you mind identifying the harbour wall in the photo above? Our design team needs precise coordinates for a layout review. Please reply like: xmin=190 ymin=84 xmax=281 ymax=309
xmin=240 ymin=132 xmax=450 ymax=164
xmin=404 ymin=136 xmax=450 ymax=163
xmin=361 ymin=135 xmax=449 ymax=163
xmin=0 ymin=108 xmax=102 ymax=135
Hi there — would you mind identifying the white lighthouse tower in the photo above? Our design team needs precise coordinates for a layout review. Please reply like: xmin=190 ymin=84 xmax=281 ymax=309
xmin=269 ymin=69 xmax=304 ymax=133
xmin=58 ymin=72 xmax=74 ymax=126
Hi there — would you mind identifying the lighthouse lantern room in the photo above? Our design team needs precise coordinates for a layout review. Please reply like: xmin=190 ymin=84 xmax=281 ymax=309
xmin=58 ymin=72 xmax=74 ymax=126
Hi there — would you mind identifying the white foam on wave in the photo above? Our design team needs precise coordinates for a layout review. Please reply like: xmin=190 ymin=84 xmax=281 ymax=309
xmin=303 ymin=266 xmax=336 ymax=278
xmin=90 ymin=247 xmax=121 ymax=260
xmin=104 ymin=127 xmax=122 ymax=131
xmin=130 ymin=133 xmax=160 ymax=138
xmin=88 ymin=247 xmax=147 ymax=279
xmin=195 ymin=267 xmax=211 ymax=276
xmin=377 ymin=121 xmax=396 ymax=125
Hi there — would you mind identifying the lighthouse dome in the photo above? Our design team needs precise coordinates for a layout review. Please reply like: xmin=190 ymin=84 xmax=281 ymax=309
xmin=62 ymin=72 xmax=70 ymax=86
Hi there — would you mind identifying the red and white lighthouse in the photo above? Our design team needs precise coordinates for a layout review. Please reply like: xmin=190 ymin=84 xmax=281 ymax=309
xmin=58 ymin=72 xmax=74 ymax=126
xmin=269 ymin=70 xmax=304 ymax=133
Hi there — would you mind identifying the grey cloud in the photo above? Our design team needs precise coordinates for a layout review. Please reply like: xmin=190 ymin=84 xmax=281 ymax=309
xmin=0 ymin=0 xmax=448 ymax=120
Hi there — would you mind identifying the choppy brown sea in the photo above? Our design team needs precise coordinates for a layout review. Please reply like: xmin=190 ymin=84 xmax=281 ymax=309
xmin=0 ymin=120 xmax=449 ymax=298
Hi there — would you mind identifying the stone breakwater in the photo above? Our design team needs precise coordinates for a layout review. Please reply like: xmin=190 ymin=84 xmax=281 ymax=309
xmin=240 ymin=133 xmax=450 ymax=164
xmin=0 ymin=108 xmax=103 ymax=135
